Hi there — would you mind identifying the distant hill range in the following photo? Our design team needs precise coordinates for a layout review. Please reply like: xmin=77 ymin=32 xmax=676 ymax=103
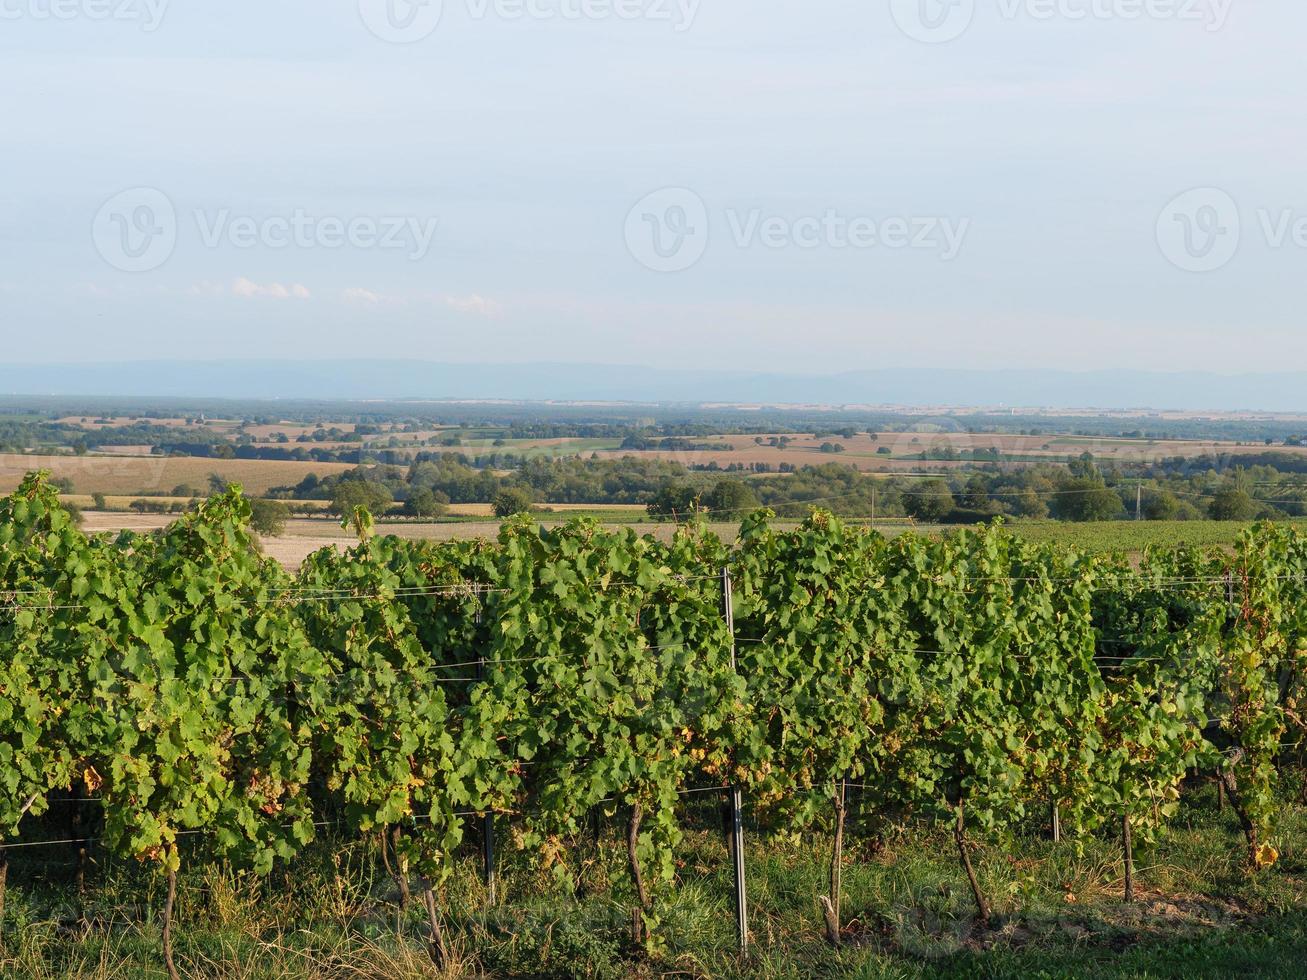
xmin=2 ymin=361 xmax=1306 ymax=413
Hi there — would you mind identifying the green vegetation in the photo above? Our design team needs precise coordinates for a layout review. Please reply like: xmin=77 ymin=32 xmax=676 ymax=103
xmin=3 ymin=792 xmax=1306 ymax=978
xmin=402 ymin=487 xmax=450 ymax=519
xmin=248 ymin=498 xmax=290 ymax=536
xmin=6 ymin=471 xmax=1307 ymax=977
xmin=10 ymin=399 xmax=1307 ymax=532
xmin=998 ymin=519 xmax=1307 ymax=553
xmin=330 ymin=478 xmax=393 ymax=516
xmin=258 ymin=450 xmax=1307 ymax=530
xmin=491 ymin=486 xmax=535 ymax=518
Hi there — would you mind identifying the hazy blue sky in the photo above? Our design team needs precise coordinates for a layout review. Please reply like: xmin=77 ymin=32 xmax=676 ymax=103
xmin=1 ymin=0 xmax=1303 ymax=373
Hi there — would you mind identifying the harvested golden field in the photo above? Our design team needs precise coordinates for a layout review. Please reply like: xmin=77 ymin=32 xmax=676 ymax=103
xmin=0 ymin=454 xmax=355 ymax=496
xmin=66 ymin=494 xmax=332 ymax=512
xmin=79 ymin=514 xmax=745 ymax=569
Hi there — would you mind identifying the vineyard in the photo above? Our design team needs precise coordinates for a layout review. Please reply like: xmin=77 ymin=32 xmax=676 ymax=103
xmin=3 ymin=470 xmax=1307 ymax=977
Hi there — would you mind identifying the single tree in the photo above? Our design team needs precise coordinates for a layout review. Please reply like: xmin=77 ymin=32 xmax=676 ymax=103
xmin=493 ymin=487 xmax=535 ymax=518
xmin=404 ymin=488 xmax=450 ymax=519
xmin=705 ymin=479 xmax=759 ymax=519
xmin=249 ymin=499 xmax=291 ymax=537
xmin=904 ymin=480 xmax=955 ymax=523
xmin=1050 ymin=478 xmax=1125 ymax=522
xmin=1209 ymin=488 xmax=1258 ymax=521
xmin=647 ymin=484 xmax=699 ymax=521
xmin=331 ymin=480 xmax=393 ymax=517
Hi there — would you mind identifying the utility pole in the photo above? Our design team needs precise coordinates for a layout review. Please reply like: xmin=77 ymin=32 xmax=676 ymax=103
xmin=1136 ymin=482 xmax=1142 ymax=521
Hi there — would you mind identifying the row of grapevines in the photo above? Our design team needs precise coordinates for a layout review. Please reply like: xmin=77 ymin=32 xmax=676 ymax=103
xmin=0 ymin=475 xmax=318 ymax=977
xmin=6 ymin=473 xmax=1307 ymax=963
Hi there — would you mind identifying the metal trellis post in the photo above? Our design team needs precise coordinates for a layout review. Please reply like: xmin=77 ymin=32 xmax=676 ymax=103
xmin=721 ymin=567 xmax=749 ymax=955
xmin=475 ymin=601 xmax=496 ymax=905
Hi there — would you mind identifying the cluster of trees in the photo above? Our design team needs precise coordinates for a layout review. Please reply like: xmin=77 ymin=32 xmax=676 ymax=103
xmin=274 ymin=457 xmax=694 ymax=515
xmin=646 ymin=479 xmax=760 ymax=520
xmin=265 ymin=452 xmax=1307 ymax=526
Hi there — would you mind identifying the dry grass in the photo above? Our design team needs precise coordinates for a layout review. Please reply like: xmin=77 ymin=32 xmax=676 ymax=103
xmin=4 ymin=786 xmax=1306 ymax=979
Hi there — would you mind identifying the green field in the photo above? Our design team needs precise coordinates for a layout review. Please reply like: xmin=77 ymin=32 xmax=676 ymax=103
xmin=828 ymin=519 xmax=1304 ymax=555
xmin=457 ymin=437 xmax=626 ymax=459
xmin=995 ymin=519 xmax=1307 ymax=554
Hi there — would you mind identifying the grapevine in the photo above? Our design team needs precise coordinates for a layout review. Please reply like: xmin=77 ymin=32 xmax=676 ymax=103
xmin=1 ymin=474 xmax=1306 ymax=964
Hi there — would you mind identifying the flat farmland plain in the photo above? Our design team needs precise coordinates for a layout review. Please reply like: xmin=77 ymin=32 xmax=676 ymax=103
xmin=582 ymin=431 xmax=1307 ymax=472
xmin=0 ymin=454 xmax=355 ymax=496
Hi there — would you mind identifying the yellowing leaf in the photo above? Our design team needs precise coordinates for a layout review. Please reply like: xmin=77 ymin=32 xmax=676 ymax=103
xmin=1255 ymin=843 xmax=1279 ymax=868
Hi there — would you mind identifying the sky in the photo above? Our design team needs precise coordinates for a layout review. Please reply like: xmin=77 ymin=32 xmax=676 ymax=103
xmin=1 ymin=0 xmax=1304 ymax=375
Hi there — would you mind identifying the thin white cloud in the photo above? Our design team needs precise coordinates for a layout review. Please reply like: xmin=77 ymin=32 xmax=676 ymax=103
xmin=338 ymin=288 xmax=500 ymax=315
xmin=442 ymin=293 xmax=500 ymax=317
xmin=232 ymin=278 xmax=310 ymax=300
xmin=342 ymin=286 xmax=381 ymax=304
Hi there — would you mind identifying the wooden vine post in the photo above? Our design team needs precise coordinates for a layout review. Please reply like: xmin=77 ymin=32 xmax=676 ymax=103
xmin=822 ymin=779 xmax=847 ymax=945
xmin=626 ymin=803 xmax=651 ymax=946
xmin=390 ymin=826 xmax=411 ymax=913
xmin=721 ymin=567 xmax=750 ymax=955
xmin=162 ymin=849 xmax=180 ymax=980
xmin=421 ymin=879 xmax=450 ymax=969
xmin=954 ymin=799 xmax=990 ymax=925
